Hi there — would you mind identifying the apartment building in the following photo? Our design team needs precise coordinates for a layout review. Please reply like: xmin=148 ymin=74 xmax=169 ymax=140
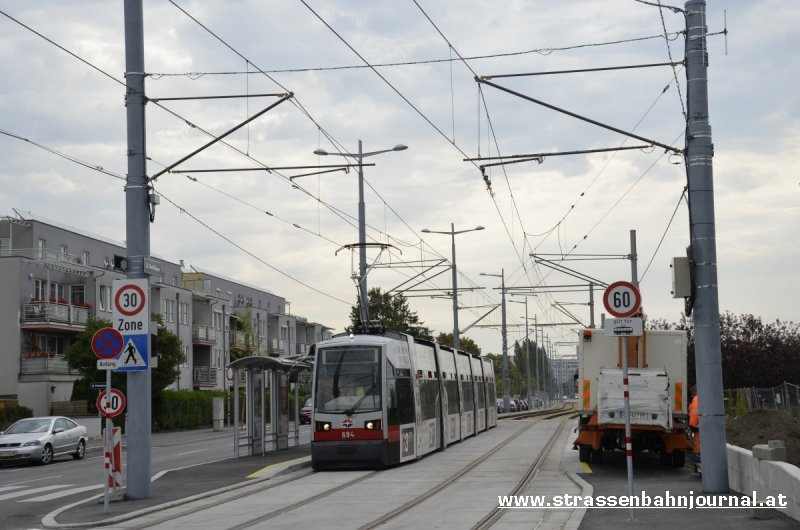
xmin=0 ymin=211 xmax=332 ymax=416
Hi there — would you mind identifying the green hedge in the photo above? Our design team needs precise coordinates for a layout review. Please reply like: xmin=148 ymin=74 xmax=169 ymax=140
xmin=0 ymin=404 xmax=33 ymax=431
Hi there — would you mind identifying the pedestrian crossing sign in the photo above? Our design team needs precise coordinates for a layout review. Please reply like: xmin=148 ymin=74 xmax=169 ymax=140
xmin=114 ymin=335 xmax=148 ymax=371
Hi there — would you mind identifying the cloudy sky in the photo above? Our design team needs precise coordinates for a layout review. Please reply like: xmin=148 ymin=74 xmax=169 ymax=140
xmin=1 ymin=0 xmax=797 ymax=357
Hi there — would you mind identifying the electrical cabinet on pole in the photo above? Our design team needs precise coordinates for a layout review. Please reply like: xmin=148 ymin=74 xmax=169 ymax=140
xmin=123 ymin=0 xmax=152 ymax=498
xmin=685 ymin=0 xmax=728 ymax=492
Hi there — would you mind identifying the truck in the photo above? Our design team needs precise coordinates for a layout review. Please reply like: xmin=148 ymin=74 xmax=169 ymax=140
xmin=573 ymin=328 xmax=691 ymax=465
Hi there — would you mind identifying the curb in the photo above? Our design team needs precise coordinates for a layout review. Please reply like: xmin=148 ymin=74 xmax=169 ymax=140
xmin=41 ymin=457 xmax=312 ymax=529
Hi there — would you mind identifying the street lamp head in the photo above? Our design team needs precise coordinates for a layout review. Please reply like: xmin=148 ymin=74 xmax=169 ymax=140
xmin=392 ymin=144 xmax=408 ymax=152
xmin=313 ymin=148 xmax=329 ymax=156
xmin=475 ymin=226 xmax=485 ymax=231
xmin=421 ymin=228 xmax=431 ymax=233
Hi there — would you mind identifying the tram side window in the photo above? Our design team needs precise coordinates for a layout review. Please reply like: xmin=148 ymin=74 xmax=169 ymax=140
xmin=461 ymin=377 xmax=474 ymax=407
xmin=445 ymin=379 xmax=460 ymax=414
xmin=476 ymin=380 xmax=486 ymax=409
xmin=419 ymin=378 xmax=438 ymax=421
xmin=389 ymin=370 xmax=415 ymax=425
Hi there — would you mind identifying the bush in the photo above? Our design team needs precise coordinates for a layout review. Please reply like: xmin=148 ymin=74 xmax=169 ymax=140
xmin=154 ymin=390 xmax=228 ymax=431
xmin=0 ymin=404 xmax=33 ymax=431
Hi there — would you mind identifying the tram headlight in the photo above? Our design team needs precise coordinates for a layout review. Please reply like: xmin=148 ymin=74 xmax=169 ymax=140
xmin=364 ymin=420 xmax=381 ymax=430
xmin=316 ymin=421 xmax=332 ymax=432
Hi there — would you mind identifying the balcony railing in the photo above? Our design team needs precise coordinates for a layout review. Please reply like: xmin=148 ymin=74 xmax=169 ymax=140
xmin=20 ymin=354 xmax=79 ymax=375
xmin=193 ymin=366 xmax=218 ymax=385
xmin=269 ymin=337 xmax=287 ymax=355
xmin=22 ymin=302 xmax=90 ymax=327
xmin=192 ymin=325 xmax=217 ymax=343
xmin=230 ymin=330 xmax=252 ymax=350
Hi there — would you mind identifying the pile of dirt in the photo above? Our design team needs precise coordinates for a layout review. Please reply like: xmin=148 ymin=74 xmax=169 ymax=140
xmin=726 ymin=408 xmax=800 ymax=467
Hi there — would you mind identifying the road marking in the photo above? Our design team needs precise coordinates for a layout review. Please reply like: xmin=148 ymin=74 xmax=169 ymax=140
xmin=580 ymin=462 xmax=592 ymax=473
xmin=18 ymin=483 xmax=104 ymax=502
xmin=246 ymin=456 xmax=309 ymax=479
xmin=5 ymin=474 xmax=64 ymax=485
xmin=0 ymin=485 xmax=25 ymax=493
xmin=0 ymin=484 xmax=73 ymax=501
xmin=176 ymin=449 xmax=208 ymax=457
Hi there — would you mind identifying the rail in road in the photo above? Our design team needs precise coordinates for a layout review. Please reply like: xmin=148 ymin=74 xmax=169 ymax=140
xmin=106 ymin=413 xmax=575 ymax=529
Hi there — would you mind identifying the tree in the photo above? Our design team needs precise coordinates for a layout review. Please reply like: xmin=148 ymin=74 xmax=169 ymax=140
xmin=434 ymin=332 xmax=482 ymax=355
xmin=65 ymin=315 xmax=185 ymax=415
xmin=349 ymin=287 xmax=432 ymax=339
xmin=647 ymin=312 xmax=800 ymax=388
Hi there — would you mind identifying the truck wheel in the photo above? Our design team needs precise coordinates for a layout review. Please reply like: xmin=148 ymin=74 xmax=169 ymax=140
xmin=671 ymin=450 xmax=686 ymax=467
xmin=578 ymin=445 xmax=591 ymax=462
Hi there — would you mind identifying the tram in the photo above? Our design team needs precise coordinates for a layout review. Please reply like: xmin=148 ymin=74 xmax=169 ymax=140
xmin=310 ymin=328 xmax=497 ymax=470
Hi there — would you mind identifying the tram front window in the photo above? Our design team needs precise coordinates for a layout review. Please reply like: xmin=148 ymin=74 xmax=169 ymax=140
xmin=315 ymin=346 xmax=382 ymax=414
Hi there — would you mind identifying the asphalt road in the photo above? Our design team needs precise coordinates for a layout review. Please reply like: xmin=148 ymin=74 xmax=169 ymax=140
xmin=0 ymin=424 xmax=312 ymax=530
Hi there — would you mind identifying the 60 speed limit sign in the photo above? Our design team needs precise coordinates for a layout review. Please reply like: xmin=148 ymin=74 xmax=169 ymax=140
xmin=603 ymin=281 xmax=642 ymax=318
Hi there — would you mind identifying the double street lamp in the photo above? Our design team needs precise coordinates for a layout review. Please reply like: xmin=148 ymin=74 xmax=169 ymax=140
xmin=314 ymin=141 xmax=407 ymax=324
xmin=421 ymin=223 xmax=484 ymax=349
xmin=480 ymin=269 xmax=509 ymax=412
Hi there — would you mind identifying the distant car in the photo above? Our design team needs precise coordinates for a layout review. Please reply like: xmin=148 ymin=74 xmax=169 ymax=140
xmin=299 ymin=399 xmax=313 ymax=424
xmin=496 ymin=398 xmax=505 ymax=413
xmin=0 ymin=416 xmax=87 ymax=465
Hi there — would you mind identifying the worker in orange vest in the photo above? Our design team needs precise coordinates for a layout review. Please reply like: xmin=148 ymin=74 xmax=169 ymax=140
xmin=688 ymin=386 xmax=701 ymax=473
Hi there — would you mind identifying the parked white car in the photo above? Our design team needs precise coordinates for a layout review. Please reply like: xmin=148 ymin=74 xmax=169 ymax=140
xmin=0 ymin=416 xmax=88 ymax=465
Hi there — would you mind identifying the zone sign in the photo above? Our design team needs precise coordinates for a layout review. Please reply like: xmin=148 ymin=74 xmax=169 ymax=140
xmin=603 ymin=281 xmax=642 ymax=318
xmin=112 ymin=279 xmax=149 ymax=334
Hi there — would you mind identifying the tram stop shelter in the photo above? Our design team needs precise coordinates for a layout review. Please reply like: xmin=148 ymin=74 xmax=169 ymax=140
xmin=227 ymin=355 xmax=312 ymax=458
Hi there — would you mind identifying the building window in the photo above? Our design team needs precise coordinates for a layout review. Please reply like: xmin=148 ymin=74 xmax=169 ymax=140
xmin=164 ymin=299 xmax=175 ymax=323
xmin=99 ymin=285 xmax=111 ymax=311
xmin=34 ymin=279 xmax=46 ymax=301
xmin=213 ymin=311 xmax=223 ymax=331
xmin=49 ymin=282 xmax=65 ymax=303
xmin=70 ymin=285 xmax=85 ymax=305
xmin=179 ymin=302 xmax=189 ymax=325
xmin=38 ymin=239 xmax=46 ymax=259
xmin=60 ymin=245 xmax=68 ymax=259
xmin=82 ymin=251 xmax=90 ymax=266
xmin=180 ymin=345 xmax=189 ymax=368
xmin=0 ymin=237 xmax=9 ymax=256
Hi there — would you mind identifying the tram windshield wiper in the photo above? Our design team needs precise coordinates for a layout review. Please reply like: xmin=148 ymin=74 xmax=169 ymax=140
xmin=344 ymin=381 xmax=376 ymax=416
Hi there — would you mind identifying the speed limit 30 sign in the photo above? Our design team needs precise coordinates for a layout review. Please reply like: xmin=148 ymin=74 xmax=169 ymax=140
xmin=97 ymin=388 xmax=127 ymax=419
xmin=603 ymin=281 xmax=642 ymax=318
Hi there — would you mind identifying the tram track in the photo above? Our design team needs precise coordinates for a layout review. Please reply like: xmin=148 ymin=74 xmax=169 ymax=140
xmin=124 ymin=409 xmax=573 ymax=530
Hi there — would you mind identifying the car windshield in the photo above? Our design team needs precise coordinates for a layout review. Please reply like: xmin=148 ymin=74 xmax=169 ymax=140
xmin=4 ymin=419 xmax=51 ymax=434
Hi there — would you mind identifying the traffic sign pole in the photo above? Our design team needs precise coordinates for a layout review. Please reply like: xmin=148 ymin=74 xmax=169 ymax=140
xmin=603 ymin=281 xmax=641 ymax=521
xmin=104 ymin=367 xmax=111 ymax=513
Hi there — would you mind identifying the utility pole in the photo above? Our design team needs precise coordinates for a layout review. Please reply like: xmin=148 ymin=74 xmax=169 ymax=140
xmin=685 ymin=0 xmax=728 ymax=493
xmin=482 ymin=270 xmax=509 ymax=411
xmin=630 ymin=230 xmax=638 ymax=287
xmin=534 ymin=315 xmax=540 ymax=406
xmin=123 ymin=0 xmax=151 ymax=499
xmin=357 ymin=140 xmax=367 ymax=324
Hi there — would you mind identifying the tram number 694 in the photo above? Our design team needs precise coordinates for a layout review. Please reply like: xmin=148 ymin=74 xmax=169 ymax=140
xmin=341 ymin=431 xmax=355 ymax=440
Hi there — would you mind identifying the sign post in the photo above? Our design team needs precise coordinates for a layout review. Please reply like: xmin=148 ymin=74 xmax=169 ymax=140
xmin=603 ymin=281 xmax=642 ymax=521
xmin=91 ymin=327 xmax=124 ymax=513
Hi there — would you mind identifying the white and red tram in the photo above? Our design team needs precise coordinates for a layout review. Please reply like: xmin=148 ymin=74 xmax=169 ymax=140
xmin=311 ymin=329 xmax=497 ymax=470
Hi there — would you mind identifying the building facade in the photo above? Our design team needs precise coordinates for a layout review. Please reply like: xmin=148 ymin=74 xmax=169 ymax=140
xmin=0 ymin=212 xmax=332 ymax=416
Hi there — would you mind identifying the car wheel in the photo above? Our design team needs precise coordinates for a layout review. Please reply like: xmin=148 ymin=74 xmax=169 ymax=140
xmin=73 ymin=440 xmax=86 ymax=460
xmin=39 ymin=444 xmax=54 ymax=465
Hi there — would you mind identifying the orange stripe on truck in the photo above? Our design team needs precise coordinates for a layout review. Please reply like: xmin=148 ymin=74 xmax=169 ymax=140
xmin=675 ymin=382 xmax=683 ymax=411
xmin=582 ymin=379 xmax=590 ymax=409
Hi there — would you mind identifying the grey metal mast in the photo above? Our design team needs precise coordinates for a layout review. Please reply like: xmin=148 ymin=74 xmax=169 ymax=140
xmin=685 ymin=0 xmax=728 ymax=492
xmin=123 ymin=0 xmax=151 ymax=498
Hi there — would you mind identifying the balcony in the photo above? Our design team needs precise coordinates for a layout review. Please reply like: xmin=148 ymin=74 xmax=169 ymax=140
xmin=20 ymin=353 xmax=80 ymax=376
xmin=193 ymin=366 xmax=218 ymax=387
xmin=21 ymin=302 xmax=90 ymax=330
xmin=269 ymin=337 xmax=287 ymax=356
xmin=229 ymin=330 xmax=252 ymax=350
xmin=192 ymin=325 xmax=217 ymax=345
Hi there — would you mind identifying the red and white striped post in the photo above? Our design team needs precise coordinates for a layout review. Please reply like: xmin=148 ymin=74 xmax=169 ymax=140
xmin=621 ymin=338 xmax=634 ymax=521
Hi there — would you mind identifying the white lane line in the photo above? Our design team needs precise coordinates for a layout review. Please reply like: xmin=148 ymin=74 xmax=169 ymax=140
xmin=5 ymin=474 xmax=64 ymax=486
xmin=0 ymin=484 xmax=73 ymax=501
xmin=0 ymin=485 xmax=25 ymax=493
xmin=176 ymin=449 xmax=208 ymax=456
xmin=18 ymin=483 xmax=104 ymax=502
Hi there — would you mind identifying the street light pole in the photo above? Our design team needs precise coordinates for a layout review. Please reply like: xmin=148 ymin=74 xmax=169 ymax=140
xmin=421 ymin=223 xmax=484 ymax=350
xmin=313 ymin=141 xmax=407 ymax=324
xmin=481 ymin=269 xmax=509 ymax=412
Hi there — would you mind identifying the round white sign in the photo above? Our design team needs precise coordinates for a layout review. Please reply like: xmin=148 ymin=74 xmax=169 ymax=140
xmin=603 ymin=281 xmax=642 ymax=318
